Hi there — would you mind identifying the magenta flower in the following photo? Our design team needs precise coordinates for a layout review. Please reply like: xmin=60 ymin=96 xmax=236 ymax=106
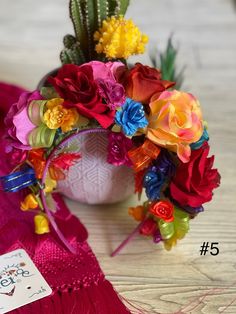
xmin=107 ymin=132 xmax=133 ymax=167
xmin=97 ymin=79 xmax=126 ymax=109
xmin=4 ymin=91 xmax=42 ymax=149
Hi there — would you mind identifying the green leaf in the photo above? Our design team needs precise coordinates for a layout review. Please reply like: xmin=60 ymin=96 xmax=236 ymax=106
xmin=150 ymin=36 xmax=185 ymax=90
xmin=40 ymin=87 xmax=59 ymax=99
xmin=119 ymin=0 xmax=130 ymax=15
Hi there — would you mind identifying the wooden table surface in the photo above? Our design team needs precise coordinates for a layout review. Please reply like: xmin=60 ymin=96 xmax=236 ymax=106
xmin=0 ymin=0 xmax=236 ymax=313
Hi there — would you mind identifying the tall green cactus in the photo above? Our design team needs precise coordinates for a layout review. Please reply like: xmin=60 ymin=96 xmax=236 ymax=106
xmin=60 ymin=0 xmax=130 ymax=65
xmin=69 ymin=0 xmax=87 ymax=52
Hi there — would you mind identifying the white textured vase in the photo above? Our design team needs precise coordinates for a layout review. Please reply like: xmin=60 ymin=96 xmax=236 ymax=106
xmin=57 ymin=132 xmax=135 ymax=204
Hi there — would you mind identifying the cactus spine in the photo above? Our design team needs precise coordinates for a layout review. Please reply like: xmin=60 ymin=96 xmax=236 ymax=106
xmin=60 ymin=0 xmax=130 ymax=65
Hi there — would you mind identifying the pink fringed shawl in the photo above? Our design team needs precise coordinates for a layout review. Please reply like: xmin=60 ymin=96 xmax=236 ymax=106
xmin=0 ymin=82 xmax=131 ymax=314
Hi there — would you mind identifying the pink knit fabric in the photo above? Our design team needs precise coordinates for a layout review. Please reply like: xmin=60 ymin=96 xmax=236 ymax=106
xmin=0 ymin=82 xmax=132 ymax=314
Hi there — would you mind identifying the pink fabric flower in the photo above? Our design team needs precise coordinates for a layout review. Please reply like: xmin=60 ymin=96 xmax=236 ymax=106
xmin=4 ymin=91 xmax=42 ymax=149
xmin=97 ymin=78 xmax=125 ymax=109
xmin=107 ymin=132 xmax=133 ymax=167
xmin=84 ymin=61 xmax=126 ymax=108
xmin=85 ymin=61 xmax=125 ymax=81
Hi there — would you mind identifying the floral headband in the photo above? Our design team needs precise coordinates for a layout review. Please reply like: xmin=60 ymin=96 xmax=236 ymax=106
xmin=0 ymin=2 xmax=220 ymax=254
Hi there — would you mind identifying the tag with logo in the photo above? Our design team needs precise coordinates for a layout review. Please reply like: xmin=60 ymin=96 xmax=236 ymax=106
xmin=0 ymin=249 xmax=52 ymax=313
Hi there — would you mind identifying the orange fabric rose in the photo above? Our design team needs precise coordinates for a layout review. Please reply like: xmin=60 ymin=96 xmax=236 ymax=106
xmin=147 ymin=90 xmax=203 ymax=163
xmin=149 ymin=200 xmax=174 ymax=223
xmin=123 ymin=63 xmax=175 ymax=104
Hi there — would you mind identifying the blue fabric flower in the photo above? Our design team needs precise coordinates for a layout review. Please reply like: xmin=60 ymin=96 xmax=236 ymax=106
xmin=115 ymin=98 xmax=148 ymax=136
xmin=191 ymin=128 xmax=209 ymax=150
xmin=143 ymin=170 xmax=165 ymax=201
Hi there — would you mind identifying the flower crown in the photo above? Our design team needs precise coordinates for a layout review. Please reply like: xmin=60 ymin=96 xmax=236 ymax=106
xmin=0 ymin=0 xmax=220 ymax=254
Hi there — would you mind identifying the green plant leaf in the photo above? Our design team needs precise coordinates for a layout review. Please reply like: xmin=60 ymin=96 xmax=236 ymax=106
xmin=119 ymin=0 xmax=130 ymax=15
xmin=150 ymin=36 xmax=185 ymax=90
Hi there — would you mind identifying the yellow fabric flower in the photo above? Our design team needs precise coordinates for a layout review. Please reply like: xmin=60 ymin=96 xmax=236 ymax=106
xmin=20 ymin=193 xmax=39 ymax=211
xmin=34 ymin=214 xmax=50 ymax=235
xmin=43 ymin=98 xmax=79 ymax=132
xmin=94 ymin=16 xmax=148 ymax=59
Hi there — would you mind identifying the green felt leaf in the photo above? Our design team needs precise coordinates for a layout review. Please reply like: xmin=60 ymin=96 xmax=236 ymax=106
xmin=40 ymin=87 xmax=59 ymax=99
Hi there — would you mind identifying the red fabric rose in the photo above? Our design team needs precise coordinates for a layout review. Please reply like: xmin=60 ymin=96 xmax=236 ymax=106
xmin=139 ymin=218 xmax=157 ymax=236
xmin=48 ymin=64 xmax=115 ymax=128
xmin=149 ymin=200 xmax=174 ymax=222
xmin=122 ymin=63 xmax=175 ymax=104
xmin=170 ymin=143 xmax=220 ymax=207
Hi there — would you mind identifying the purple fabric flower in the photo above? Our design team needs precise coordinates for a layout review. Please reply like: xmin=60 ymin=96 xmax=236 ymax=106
xmin=151 ymin=150 xmax=175 ymax=178
xmin=107 ymin=132 xmax=133 ymax=167
xmin=97 ymin=78 xmax=126 ymax=109
xmin=4 ymin=91 xmax=42 ymax=149
xmin=181 ymin=205 xmax=204 ymax=215
xmin=153 ymin=229 xmax=162 ymax=244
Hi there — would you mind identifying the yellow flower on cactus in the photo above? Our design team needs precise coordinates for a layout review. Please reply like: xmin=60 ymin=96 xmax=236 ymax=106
xmin=94 ymin=16 xmax=148 ymax=59
xmin=43 ymin=98 xmax=79 ymax=132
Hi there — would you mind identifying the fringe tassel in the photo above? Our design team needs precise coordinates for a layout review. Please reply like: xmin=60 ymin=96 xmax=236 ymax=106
xmin=8 ymin=279 xmax=132 ymax=314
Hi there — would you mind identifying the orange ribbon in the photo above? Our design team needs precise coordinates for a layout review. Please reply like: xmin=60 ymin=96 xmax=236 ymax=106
xmin=28 ymin=149 xmax=46 ymax=179
xmin=49 ymin=166 xmax=65 ymax=181
xmin=128 ymin=139 xmax=161 ymax=172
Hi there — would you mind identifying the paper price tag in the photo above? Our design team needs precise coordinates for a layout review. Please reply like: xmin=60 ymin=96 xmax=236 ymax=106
xmin=0 ymin=249 xmax=52 ymax=313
